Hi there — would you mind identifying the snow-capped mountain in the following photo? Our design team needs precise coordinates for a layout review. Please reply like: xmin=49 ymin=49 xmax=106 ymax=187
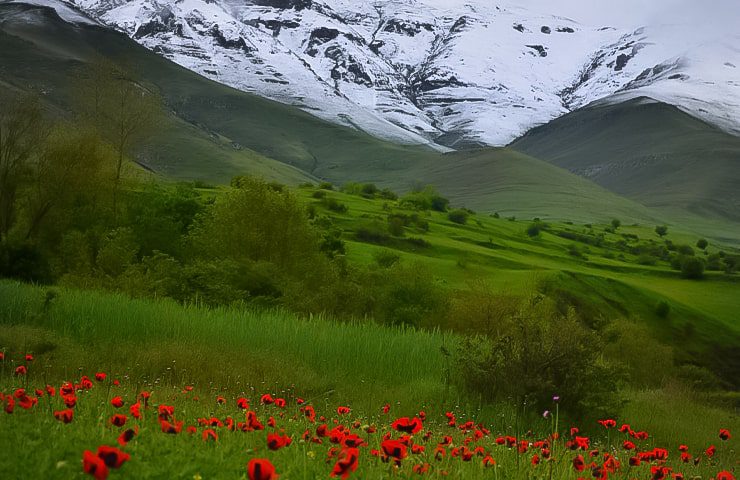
xmin=42 ymin=0 xmax=740 ymax=148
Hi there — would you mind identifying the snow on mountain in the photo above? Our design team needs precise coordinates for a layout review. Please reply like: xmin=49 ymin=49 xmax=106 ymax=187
xmin=45 ymin=0 xmax=740 ymax=146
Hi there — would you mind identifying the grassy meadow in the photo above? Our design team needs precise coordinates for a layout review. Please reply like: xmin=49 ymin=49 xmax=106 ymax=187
xmin=0 ymin=280 xmax=737 ymax=478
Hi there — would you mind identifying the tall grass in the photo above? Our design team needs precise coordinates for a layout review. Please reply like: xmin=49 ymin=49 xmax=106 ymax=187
xmin=0 ymin=281 xmax=456 ymax=412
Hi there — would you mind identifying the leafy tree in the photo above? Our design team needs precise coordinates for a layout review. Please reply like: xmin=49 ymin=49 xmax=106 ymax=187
xmin=680 ymin=257 xmax=705 ymax=279
xmin=655 ymin=225 xmax=668 ymax=237
xmin=696 ymin=238 xmax=708 ymax=250
xmin=611 ymin=219 xmax=621 ymax=230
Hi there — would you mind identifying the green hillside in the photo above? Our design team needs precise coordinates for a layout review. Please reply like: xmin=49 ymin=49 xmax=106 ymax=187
xmin=0 ymin=2 xmax=711 ymax=230
xmin=511 ymin=97 xmax=740 ymax=227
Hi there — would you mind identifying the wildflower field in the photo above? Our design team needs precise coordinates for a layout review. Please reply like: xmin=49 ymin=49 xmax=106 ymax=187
xmin=0 ymin=282 xmax=737 ymax=479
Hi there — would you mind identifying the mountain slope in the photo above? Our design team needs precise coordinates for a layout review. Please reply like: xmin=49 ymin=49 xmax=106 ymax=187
xmin=510 ymin=97 xmax=740 ymax=224
xmin=65 ymin=0 xmax=740 ymax=148
xmin=0 ymin=0 xmax=674 ymax=228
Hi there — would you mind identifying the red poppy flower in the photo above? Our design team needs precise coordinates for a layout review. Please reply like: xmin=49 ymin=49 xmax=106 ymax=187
xmin=96 ymin=446 xmax=129 ymax=469
xmin=237 ymin=397 xmax=250 ymax=410
xmin=381 ymin=439 xmax=408 ymax=462
xmin=110 ymin=414 xmax=127 ymax=427
xmin=623 ymin=441 xmax=636 ymax=450
xmin=45 ymin=385 xmax=55 ymax=396
xmin=573 ymin=454 xmax=586 ymax=472
xmin=337 ymin=406 xmax=351 ymax=415
xmin=275 ymin=398 xmax=286 ymax=408
xmin=25 ymin=354 xmax=34 ymax=362
xmin=392 ymin=417 xmax=424 ymax=435
xmin=130 ymin=402 xmax=141 ymax=419
xmin=680 ymin=452 xmax=691 ymax=463
xmin=260 ymin=394 xmax=274 ymax=405
xmin=54 ymin=409 xmax=74 ymax=424
xmin=216 ymin=396 xmax=226 ymax=405
xmin=716 ymin=471 xmax=735 ymax=480
xmin=719 ymin=429 xmax=731 ymax=441
xmin=705 ymin=445 xmax=716 ymax=457
xmin=111 ymin=396 xmax=124 ymax=408
xmin=247 ymin=458 xmax=278 ymax=480
xmin=0 ymin=352 xmax=4 ymax=361
xmin=14 ymin=365 xmax=27 ymax=376
xmin=95 ymin=373 xmax=107 ymax=382
xmin=483 ymin=455 xmax=496 ymax=467
xmin=117 ymin=428 xmax=137 ymax=447
xmin=247 ymin=411 xmax=264 ymax=430
xmin=413 ymin=463 xmax=430 ymax=474
xmin=531 ymin=454 xmax=540 ymax=466
xmin=267 ymin=433 xmax=292 ymax=450
xmin=202 ymin=429 xmax=218 ymax=442
xmin=382 ymin=403 xmax=391 ymax=414
xmin=629 ymin=456 xmax=641 ymax=467
xmin=331 ymin=447 xmax=359 ymax=479
xmin=160 ymin=419 xmax=183 ymax=434
xmin=158 ymin=405 xmax=174 ymax=420
xmin=63 ymin=395 xmax=77 ymax=408
xmin=302 ymin=405 xmax=316 ymax=423
xmin=80 ymin=376 xmax=93 ymax=390
xmin=598 ymin=419 xmax=617 ymax=429
xmin=83 ymin=450 xmax=108 ymax=480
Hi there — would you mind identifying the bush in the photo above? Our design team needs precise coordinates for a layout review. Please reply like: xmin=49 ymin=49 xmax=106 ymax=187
xmin=637 ymin=254 xmax=658 ymax=266
xmin=387 ymin=216 xmax=406 ymax=237
xmin=400 ymin=186 xmax=449 ymax=212
xmin=680 ymin=257 xmax=705 ymax=279
xmin=318 ymin=182 xmax=334 ymax=190
xmin=372 ymin=249 xmax=401 ymax=268
xmin=655 ymin=300 xmax=671 ymax=318
xmin=0 ymin=241 xmax=52 ymax=283
xmin=526 ymin=223 xmax=542 ymax=238
xmin=611 ymin=219 xmax=621 ymax=230
xmin=455 ymin=295 xmax=625 ymax=418
xmin=696 ymin=238 xmax=708 ymax=250
xmin=677 ymin=245 xmax=694 ymax=256
xmin=355 ymin=221 xmax=390 ymax=244
xmin=311 ymin=190 xmax=327 ymax=199
xmin=322 ymin=197 xmax=348 ymax=213
xmin=447 ymin=209 xmax=469 ymax=225
xmin=655 ymin=225 xmax=668 ymax=237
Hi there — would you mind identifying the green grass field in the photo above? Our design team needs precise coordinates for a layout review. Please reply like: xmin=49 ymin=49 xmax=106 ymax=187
xmin=0 ymin=281 xmax=737 ymax=478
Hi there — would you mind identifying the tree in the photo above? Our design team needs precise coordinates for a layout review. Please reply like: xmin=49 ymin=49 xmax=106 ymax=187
xmin=611 ymin=218 xmax=621 ymax=230
xmin=75 ymin=59 xmax=162 ymax=216
xmin=655 ymin=225 xmax=668 ymax=238
xmin=696 ymin=238 xmax=708 ymax=251
xmin=24 ymin=125 xmax=108 ymax=240
xmin=680 ymin=257 xmax=705 ymax=280
xmin=0 ymin=94 xmax=47 ymax=240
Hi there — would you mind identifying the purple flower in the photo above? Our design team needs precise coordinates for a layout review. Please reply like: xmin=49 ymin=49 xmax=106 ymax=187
xmin=552 ymin=395 xmax=560 ymax=403
xmin=543 ymin=410 xmax=550 ymax=418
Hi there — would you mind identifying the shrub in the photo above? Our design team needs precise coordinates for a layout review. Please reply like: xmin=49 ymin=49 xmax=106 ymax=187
xmin=611 ymin=219 xmax=621 ymax=229
xmin=322 ymin=198 xmax=348 ymax=213
xmin=677 ymin=245 xmax=694 ymax=256
xmin=400 ymin=186 xmax=449 ymax=212
xmin=318 ymin=181 xmax=334 ymax=190
xmin=455 ymin=295 xmax=625 ymax=418
xmin=655 ymin=225 xmax=668 ymax=237
xmin=311 ymin=190 xmax=327 ymax=199
xmin=355 ymin=221 xmax=390 ymax=244
xmin=387 ymin=216 xmax=406 ymax=237
xmin=447 ymin=209 xmax=469 ymax=225
xmin=655 ymin=300 xmax=670 ymax=318
xmin=372 ymin=249 xmax=401 ymax=268
xmin=526 ymin=223 xmax=542 ymax=238
xmin=0 ymin=241 xmax=52 ymax=283
xmin=696 ymin=238 xmax=708 ymax=250
xmin=637 ymin=254 xmax=658 ymax=266
xmin=680 ymin=257 xmax=705 ymax=279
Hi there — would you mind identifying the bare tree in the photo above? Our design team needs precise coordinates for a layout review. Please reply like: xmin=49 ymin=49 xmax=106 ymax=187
xmin=0 ymin=94 xmax=46 ymax=240
xmin=75 ymin=59 xmax=162 ymax=216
